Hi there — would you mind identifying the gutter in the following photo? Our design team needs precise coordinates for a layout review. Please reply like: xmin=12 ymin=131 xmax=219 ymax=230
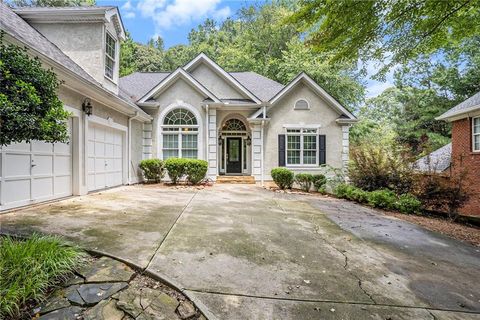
xmin=436 ymin=105 xmax=480 ymax=121
xmin=261 ymin=105 xmax=266 ymax=187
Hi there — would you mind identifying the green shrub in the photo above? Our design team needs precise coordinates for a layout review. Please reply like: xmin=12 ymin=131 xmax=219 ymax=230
xmin=271 ymin=168 xmax=294 ymax=190
xmin=139 ymin=159 xmax=164 ymax=183
xmin=164 ymin=158 xmax=188 ymax=184
xmin=334 ymin=183 xmax=354 ymax=198
xmin=367 ymin=189 xmax=397 ymax=209
xmin=185 ymin=159 xmax=208 ymax=185
xmin=0 ymin=234 xmax=85 ymax=318
xmin=395 ymin=193 xmax=422 ymax=214
xmin=349 ymin=187 xmax=369 ymax=203
xmin=295 ymin=173 xmax=314 ymax=192
xmin=312 ymin=174 xmax=327 ymax=192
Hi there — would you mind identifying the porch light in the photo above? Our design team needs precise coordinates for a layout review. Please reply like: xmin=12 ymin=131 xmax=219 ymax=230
xmin=82 ymin=98 xmax=93 ymax=116
xmin=246 ymin=135 xmax=252 ymax=146
xmin=218 ymin=135 xmax=223 ymax=146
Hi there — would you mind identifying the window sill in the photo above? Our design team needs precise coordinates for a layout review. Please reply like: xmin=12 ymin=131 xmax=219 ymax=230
xmin=104 ymin=75 xmax=117 ymax=85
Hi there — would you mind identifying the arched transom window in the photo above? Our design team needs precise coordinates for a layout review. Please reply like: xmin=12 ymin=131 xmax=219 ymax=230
xmin=162 ymin=108 xmax=198 ymax=159
xmin=222 ymin=119 xmax=247 ymax=132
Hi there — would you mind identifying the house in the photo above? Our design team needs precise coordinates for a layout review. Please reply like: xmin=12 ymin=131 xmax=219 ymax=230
xmin=0 ymin=4 xmax=356 ymax=211
xmin=414 ymin=143 xmax=452 ymax=173
xmin=437 ymin=92 xmax=480 ymax=216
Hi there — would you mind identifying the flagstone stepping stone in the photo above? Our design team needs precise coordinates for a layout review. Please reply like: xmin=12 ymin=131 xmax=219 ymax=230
xmin=81 ymin=257 xmax=135 ymax=283
xmin=115 ymin=287 xmax=145 ymax=318
xmin=39 ymin=306 xmax=83 ymax=320
xmin=83 ymin=299 xmax=125 ymax=320
xmin=177 ymin=301 xmax=196 ymax=319
xmin=65 ymin=285 xmax=85 ymax=306
xmin=38 ymin=295 xmax=71 ymax=315
xmin=77 ymin=282 xmax=128 ymax=306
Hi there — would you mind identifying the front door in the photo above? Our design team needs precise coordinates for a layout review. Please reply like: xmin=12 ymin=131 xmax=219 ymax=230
xmin=226 ymin=137 xmax=242 ymax=174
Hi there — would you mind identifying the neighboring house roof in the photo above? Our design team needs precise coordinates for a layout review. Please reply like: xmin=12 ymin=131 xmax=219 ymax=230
xmin=437 ymin=91 xmax=480 ymax=121
xmin=230 ymin=72 xmax=284 ymax=101
xmin=415 ymin=143 xmax=452 ymax=173
xmin=119 ymin=70 xmax=285 ymax=103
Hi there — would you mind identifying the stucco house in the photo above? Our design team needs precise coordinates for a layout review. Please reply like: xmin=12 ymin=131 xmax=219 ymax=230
xmin=436 ymin=92 xmax=480 ymax=217
xmin=0 ymin=4 xmax=356 ymax=211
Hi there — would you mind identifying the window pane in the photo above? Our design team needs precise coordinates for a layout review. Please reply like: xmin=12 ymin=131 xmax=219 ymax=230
xmin=163 ymin=134 xmax=178 ymax=149
xmin=303 ymin=135 xmax=317 ymax=150
xmin=181 ymin=134 xmax=197 ymax=149
xmin=164 ymin=109 xmax=197 ymax=125
xmin=475 ymin=135 xmax=480 ymax=151
xmin=474 ymin=118 xmax=480 ymax=134
xmin=287 ymin=150 xmax=300 ymax=164
xmin=287 ymin=135 xmax=301 ymax=150
xmin=106 ymin=34 xmax=116 ymax=58
xmin=163 ymin=150 xmax=178 ymax=159
xmin=303 ymin=151 xmax=316 ymax=164
xmin=182 ymin=150 xmax=198 ymax=159
xmin=105 ymin=57 xmax=114 ymax=79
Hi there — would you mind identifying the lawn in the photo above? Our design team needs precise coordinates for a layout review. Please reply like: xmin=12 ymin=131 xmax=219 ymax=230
xmin=0 ymin=234 xmax=85 ymax=318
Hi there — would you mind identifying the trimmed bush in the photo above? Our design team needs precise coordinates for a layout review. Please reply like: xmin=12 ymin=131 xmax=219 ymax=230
xmin=139 ymin=159 xmax=164 ymax=183
xmin=295 ymin=173 xmax=314 ymax=192
xmin=349 ymin=187 xmax=369 ymax=203
xmin=271 ymin=168 xmax=294 ymax=190
xmin=312 ymin=174 xmax=327 ymax=192
xmin=396 ymin=193 xmax=422 ymax=214
xmin=164 ymin=158 xmax=188 ymax=184
xmin=367 ymin=189 xmax=397 ymax=209
xmin=185 ymin=159 xmax=208 ymax=185
xmin=334 ymin=183 xmax=354 ymax=198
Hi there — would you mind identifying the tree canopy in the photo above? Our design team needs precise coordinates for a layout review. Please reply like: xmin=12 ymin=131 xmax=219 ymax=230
xmin=0 ymin=33 xmax=70 ymax=145
xmin=289 ymin=0 xmax=480 ymax=78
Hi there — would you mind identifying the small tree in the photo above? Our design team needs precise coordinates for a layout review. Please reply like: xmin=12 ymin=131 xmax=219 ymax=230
xmin=0 ymin=32 xmax=70 ymax=146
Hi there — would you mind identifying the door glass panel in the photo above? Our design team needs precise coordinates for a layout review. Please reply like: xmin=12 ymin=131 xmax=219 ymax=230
xmin=229 ymin=139 xmax=239 ymax=161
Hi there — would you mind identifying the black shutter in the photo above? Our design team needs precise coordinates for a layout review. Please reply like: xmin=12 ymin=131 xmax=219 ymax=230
xmin=319 ymin=135 xmax=326 ymax=165
xmin=278 ymin=134 xmax=286 ymax=167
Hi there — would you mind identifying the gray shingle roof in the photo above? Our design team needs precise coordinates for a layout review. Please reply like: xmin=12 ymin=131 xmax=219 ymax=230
xmin=119 ymin=71 xmax=285 ymax=103
xmin=119 ymin=72 xmax=170 ymax=102
xmin=230 ymin=72 xmax=284 ymax=101
xmin=13 ymin=5 xmax=116 ymax=11
xmin=414 ymin=143 xmax=452 ymax=173
xmin=0 ymin=2 xmax=98 ymax=85
xmin=439 ymin=91 xmax=480 ymax=119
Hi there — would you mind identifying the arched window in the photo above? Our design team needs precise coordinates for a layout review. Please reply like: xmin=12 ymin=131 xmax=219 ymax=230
xmin=294 ymin=99 xmax=309 ymax=110
xmin=222 ymin=119 xmax=247 ymax=132
xmin=162 ymin=108 xmax=198 ymax=159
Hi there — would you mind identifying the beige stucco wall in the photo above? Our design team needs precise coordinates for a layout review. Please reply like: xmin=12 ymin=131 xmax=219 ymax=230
xmin=264 ymin=82 xmax=344 ymax=179
xmin=32 ymin=21 xmax=119 ymax=94
xmin=190 ymin=64 xmax=245 ymax=99
xmin=150 ymin=78 xmax=207 ymax=159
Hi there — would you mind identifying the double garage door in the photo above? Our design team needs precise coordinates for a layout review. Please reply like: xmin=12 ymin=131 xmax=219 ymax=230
xmin=0 ymin=120 xmax=125 ymax=211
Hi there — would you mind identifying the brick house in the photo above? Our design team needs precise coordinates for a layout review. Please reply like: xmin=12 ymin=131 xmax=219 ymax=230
xmin=437 ymin=92 xmax=480 ymax=217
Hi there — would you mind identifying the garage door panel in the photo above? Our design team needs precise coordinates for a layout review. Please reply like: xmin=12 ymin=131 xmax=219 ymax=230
xmin=32 ymin=155 xmax=53 ymax=176
xmin=114 ymin=132 xmax=122 ymax=145
xmin=114 ymin=159 xmax=122 ymax=171
xmin=4 ymin=179 xmax=31 ymax=203
xmin=105 ymin=144 xmax=114 ymax=157
xmin=55 ymin=176 xmax=71 ymax=196
xmin=95 ymin=126 xmax=105 ymax=141
xmin=105 ymin=130 xmax=114 ymax=143
xmin=95 ymin=173 xmax=106 ymax=189
xmin=32 ymin=177 xmax=54 ymax=199
xmin=95 ymin=158 xmax=106 ymax=173
xmin=32 ymin=141 xmax=53 ymax=153
xmin=55 ymin=142 xmax=70 ymax=154
xmin=5 ymin=153 xmax=31 ymax=177
xmin=114 ymin=145 xmax=122 ymax=157
xmin=4 ymin=142 xmax=30 ymax=152
xmin=55 ymin=155 xmax=72 ymax=175
xmin=95 ymin=141 xmax=105 ymax=156
xmin=113 ymin=172 xmax=122 ymax=185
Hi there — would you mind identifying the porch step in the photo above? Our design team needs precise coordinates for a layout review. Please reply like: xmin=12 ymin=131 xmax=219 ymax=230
xmin=216 ymin=176 xmax=256 ymax=184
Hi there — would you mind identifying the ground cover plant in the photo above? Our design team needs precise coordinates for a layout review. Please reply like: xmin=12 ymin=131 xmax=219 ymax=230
xmin=0 ymin=234 xmax=85 ymax=318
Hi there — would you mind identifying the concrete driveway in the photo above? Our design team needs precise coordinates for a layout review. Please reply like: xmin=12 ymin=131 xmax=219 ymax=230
xmin=1 ymin=184 xmax=479 ymax=320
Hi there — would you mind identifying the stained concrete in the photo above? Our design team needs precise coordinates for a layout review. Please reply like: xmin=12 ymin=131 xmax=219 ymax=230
xmin=1 ymin=184 xmax=479 ymax=319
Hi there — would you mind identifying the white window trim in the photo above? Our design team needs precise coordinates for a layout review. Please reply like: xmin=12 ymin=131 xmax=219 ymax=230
xmin=285 ymin=128 xmax=319 ymax=167
xmin=294 ymin=98 xmax=310 ymax=110
xmin=473 ymin=116 xmax=480 ymax=152
xmin=105 ymin=31 xmax=116 ymax=80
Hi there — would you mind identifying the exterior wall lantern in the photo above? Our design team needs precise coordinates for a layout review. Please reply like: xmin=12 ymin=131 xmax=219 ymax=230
xmin=82 ymin=98 xmax=93 ymax=116
xmin=218 ymin=135 xmax=223 ymax=146
xmin=246 ymin=135 xmax=252 ymax=146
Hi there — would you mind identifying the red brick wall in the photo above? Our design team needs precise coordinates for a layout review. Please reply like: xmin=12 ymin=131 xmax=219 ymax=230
xmin=451 ymin=118 xmax=480 ymax=216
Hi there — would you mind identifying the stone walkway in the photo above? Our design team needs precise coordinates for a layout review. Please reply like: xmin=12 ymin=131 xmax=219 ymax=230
xmin=35 ymin=255 xmax=203 ymax=320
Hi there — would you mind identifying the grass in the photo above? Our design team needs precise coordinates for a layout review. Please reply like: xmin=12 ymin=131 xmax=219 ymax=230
xmin=0 ymin=234 xmax=85 ymax=318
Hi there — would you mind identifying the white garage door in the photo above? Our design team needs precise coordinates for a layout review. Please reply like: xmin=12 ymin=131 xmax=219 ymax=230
xmin=0 ymin=119 xmax=72 ymax=211
xmin=87 ymin=122 xmax=124 ymax=191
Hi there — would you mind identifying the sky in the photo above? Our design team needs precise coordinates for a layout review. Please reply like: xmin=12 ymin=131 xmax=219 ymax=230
xmin=97 ymin=0 xmax=393 ymax=98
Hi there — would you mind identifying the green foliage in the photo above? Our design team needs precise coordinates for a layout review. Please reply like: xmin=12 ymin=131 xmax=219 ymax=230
xmin=271 ymin=168 xmax=294 ymax=190
xmin=0 ymin=33 xmax=70 ymax=146
xmin=164 ymin=158 xmax=188 ymax=184
xmin=0 ymin=234 xmax=85 ymax=318
xmin=312 ymin=174 xmax=327 ymax=192
xmin=185 ymin=159 xmax=208 ymax=185
xmin=139 ymin=159 xmax=164 ymax=183
xmin=396 ymin=194 xmax=422 ymax=214
xmin=367 ymin=189 xmax=397 ymax=209
xmin=289 ymin=0 xmax=480 ymax=77
xmin=349 ymin=144 xmax=414 ymax=194
xmin=295 ymin=173 xmax=314 ymax=192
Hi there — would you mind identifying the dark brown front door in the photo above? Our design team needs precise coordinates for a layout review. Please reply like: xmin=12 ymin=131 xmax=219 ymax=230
xmin=226 ymin=137 xmax=242 ymax=174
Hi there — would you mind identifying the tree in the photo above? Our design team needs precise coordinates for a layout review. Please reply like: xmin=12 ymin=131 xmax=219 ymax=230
xmin=289 ymin=0 xmax=480 ymax=77
xmin=0 ymin=34 xmax=70 ymax=145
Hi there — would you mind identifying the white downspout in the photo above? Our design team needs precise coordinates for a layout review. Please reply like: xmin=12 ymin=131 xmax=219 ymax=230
xmin=261 ymin=105 xmax=267 ymax=187
xmin=128 ymin=111 xmax=140 ymax=185
xmin=205 ymin=104 xmax=209 ymax=161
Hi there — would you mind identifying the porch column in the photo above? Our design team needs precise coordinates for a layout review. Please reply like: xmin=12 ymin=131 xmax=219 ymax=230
xmin=207 ymin=108 xmax=217 ymax=180
xmin=251 ymin=124 xmax=262 ymax=181
xmin=341 ymin=125 xmax=350 ymax=171
xmin=142 ymin=122 xmax=153 ymax=160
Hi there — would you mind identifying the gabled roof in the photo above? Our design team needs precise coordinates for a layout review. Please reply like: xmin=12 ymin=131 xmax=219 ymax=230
xmin=184 ymin=53 xmax=261 ymax=104
xmin=414 ymin=143 xmax=452 ymax=173
xmin=13 ymin=6 xmax=126 ymax=40
xmin=269 ymin=73 xmax=356 ymax=120
xmin=138 ymin=68 xmax=221 ymax=104
xmin=437 ymin=91 xmax=480 ymax=121
xmin=120 ymin=72 xmax=170 ymax=102
xmin=230 ymin=72 xmax=284 ymax=101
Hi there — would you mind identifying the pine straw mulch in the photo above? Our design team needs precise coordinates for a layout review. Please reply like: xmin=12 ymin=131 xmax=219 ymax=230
xmin=382 ymin=211 xmax=480 ymax=247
